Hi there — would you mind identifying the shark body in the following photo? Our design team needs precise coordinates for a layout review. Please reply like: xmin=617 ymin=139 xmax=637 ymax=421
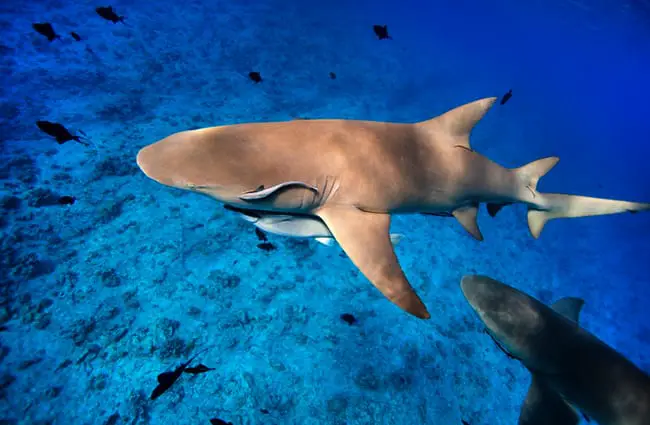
xmin=136 ymin=97 xmax=650 ymax=318
xmin=461 ymin=274 xmax=650 ymax=425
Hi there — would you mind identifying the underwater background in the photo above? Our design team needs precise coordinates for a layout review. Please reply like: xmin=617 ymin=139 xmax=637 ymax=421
xmin=1 ymin=0 xmax=649 ymax=424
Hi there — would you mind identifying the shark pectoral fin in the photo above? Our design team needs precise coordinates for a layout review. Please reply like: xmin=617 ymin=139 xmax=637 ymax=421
xmin=519 ymin=375 xmax=580 ymax=425
xmin=452 ymin=205 xmax=483 ymax=241
xmin=315 ymin=206 xmax=430 ymax=319
xmin=239 ymin=181 xmax=318 ymax=201
xmin=551 ymin=297 xmax=585 ymax=323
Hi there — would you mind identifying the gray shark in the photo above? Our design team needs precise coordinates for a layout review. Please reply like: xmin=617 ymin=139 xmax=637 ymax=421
xmin=460 ymin=274 xmax=650 ymax=425
xmin=136 ymin=96 xmax=650 ymax=319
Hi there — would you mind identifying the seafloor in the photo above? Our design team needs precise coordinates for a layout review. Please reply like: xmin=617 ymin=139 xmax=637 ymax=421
xmin=1 ymin=0 xmax=649 ymax=424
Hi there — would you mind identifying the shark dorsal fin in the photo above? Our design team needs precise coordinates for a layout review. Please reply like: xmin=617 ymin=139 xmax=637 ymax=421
xmin=551 ymin=297 xmax=585 ymax=323
xmin=418 ymin=97 xmax=497 ymax=150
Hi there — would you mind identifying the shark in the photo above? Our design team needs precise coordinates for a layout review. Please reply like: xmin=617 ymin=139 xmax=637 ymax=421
xmin=136 ymin=96 xmax=650 ymax=319
xmin=460 ymin=274 xmax=650 ymax=425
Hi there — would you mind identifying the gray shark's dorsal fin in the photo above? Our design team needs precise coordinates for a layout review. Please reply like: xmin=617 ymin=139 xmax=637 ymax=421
xmin=419 ymin=97 xmax=497 ymax=150
xmin=452 ymin=205 xmax=483 ymax=241
xmin=551 ymin=297 xmax=585 ymax=323
xmin=519 ymin=375 xmax=580 ymax=425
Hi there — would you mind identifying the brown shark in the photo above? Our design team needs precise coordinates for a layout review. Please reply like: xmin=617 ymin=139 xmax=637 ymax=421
xmin=136 ymin=97 xmax=650 ymax=319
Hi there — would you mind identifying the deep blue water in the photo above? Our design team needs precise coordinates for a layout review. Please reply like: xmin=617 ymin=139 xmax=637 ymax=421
xmin=1 ymin=1 xmax=649 ymax=424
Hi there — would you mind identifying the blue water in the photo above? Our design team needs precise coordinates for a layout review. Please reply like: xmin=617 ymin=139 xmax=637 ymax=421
xmin=1 ymin=0 xmax=649 ymax=424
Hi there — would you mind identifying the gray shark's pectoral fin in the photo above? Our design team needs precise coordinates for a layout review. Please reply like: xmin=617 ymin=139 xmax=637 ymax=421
xmin=239 ymin=181 xmax=318 ymax=201
xmin=315 ymin=206 xmax=430 ymax=319
xmin=519 ymin=375 xmax=580 ymax=425
xmin=452 ymin=205 xmax=483 ymax=241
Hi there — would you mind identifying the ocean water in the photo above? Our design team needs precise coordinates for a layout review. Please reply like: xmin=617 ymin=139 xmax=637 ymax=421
xmin=1 ymin=0 xmax=649 ymax=424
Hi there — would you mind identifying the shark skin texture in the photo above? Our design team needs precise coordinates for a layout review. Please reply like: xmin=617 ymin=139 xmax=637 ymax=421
xmin=136 ymin=97 xmax=650 ymax=319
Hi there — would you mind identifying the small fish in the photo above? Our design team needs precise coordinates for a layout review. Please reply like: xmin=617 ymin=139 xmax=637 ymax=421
xmin=500 ymin=89 xmax=512 ymax=105
xmin=183 ymin=364 xmax=215 ymax=374
xmin=70 ymin=32 xmax=82 ymax=41
xmin=57 ymin=196 xmax=76 ymax=205
xmin=210 ymin=419 xmax=233 ymax=425
xmin=257 ymin=242 xmax=275 ymax=252
xmin=373 ymin=24 xmax=392 ymax=40
xmin=0 ymin=326 xmax=7 ymax=332
xmin=96 ymin=6 xmax=125 ymax=23
xmin=260 ymin=408 xmax=270 ymax=414
xmin=249 ymin=71 xmax=262 ymax=83
xmin=36 ymin=121 xmax=90 ymax=146
xmin=329 ymin=72 xmax=336 ymax=80
xmin=255 ymin=228 xmax=268 ymax=242
xmin=340 ymin=313 xmax=356 ymax=325
xmin=461 ymin=420 xmax=470 ymax=425
xmin=150 ymin=347 xmax=209 ymax=400
xmin=55 ymin=359 xmax=72 ymax=372
xmin=32 ymin=23 xmax=61 ymax=42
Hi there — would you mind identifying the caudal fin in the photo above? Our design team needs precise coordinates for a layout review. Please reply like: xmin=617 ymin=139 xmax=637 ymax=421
xmin=510 ymin=156 xmax=650 ymax=238
xmin=527 ymin=194 xmax=650 ymax=238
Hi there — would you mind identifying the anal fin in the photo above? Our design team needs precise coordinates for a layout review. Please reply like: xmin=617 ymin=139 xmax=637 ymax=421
xmin=452 ymin=205 xmax=483 ymax=241
xmin=316 ymin=206 xmax=430 ymax=319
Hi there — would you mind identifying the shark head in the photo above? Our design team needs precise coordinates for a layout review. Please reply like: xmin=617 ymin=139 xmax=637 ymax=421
xmin=460 ymin=275 xmax=552 ymax=364
xmin=136 ymin=130 xmax=217 ymax=191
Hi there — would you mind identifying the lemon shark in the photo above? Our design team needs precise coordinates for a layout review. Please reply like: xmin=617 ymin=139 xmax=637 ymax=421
xmin=136 ymin=97 xmax=650 ymax=319
xmin=460 ymin=274 xmax=650 ymax=425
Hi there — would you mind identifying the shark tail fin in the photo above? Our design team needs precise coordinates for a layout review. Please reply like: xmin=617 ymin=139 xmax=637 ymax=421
xmin=514 ymin=157 xmax=650 ymax=238
xmin=527 ymin=193 xmax=650 ymax=239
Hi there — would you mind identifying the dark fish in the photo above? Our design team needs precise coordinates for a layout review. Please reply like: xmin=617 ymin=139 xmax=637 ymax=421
xmin=249 ymin=71 xmax=262 ymax=83
xmin=329 ymin=72 xmax=336 ymax=80
xmin=255 ymin=228 xmax=268 ymax=242
xmin=183 ymin=364 xmax=215 ymax=374
xmin=71 ymin=32 xmax=81 ymax=41
xmin=257 ymin=242 xmax=275 ymax=252
xmin=55 ymin=359 xmax=72 ymax=372
xmin=260 ymin=408 xmax=270 ymax=414
xmin=58 ymin=196 xmax=76 ymax=205
xmin=150 ymin=347 xmax=209 ymax=400
xmin=32 ymin=23 xmax=61 ymax=42
xmin=36 ymin=121 xmax=89 ymax=146
xmin=96 ymin=6 xmax=125 ymax=23
xmin=461 ymin=420 xmax=470 ymax=425
xmin=0 ymin=326 xmax=7 ymax=332
xmin=104 ymin=413 xmax=120 ymax=425
xmin=373 ymin=24 xmax=392 ymax=40
xmin=340 ymin=313 xmax=356 ymax=325
xmin=210 ymin=419 xmax=233 ymax=425
xmin=500 ymin=89 xmax=512 ymax=105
